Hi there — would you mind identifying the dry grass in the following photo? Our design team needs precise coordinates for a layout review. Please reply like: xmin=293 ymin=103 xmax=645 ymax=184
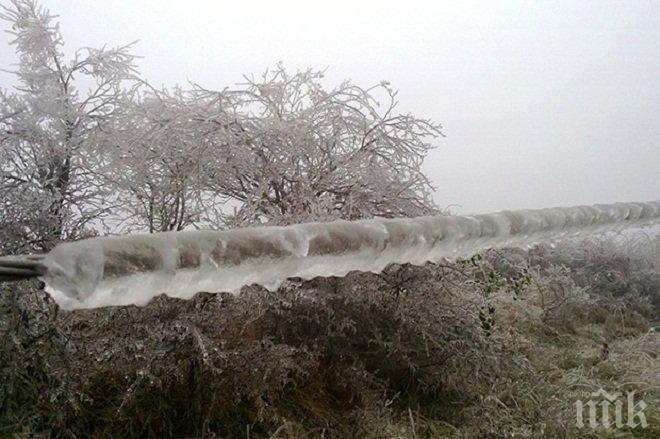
xmin=0 ymin=235 xmax=658 ymax=437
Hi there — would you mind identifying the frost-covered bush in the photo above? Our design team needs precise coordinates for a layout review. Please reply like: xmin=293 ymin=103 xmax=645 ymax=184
xmin=528 ymin=234 xmax=660 ymax=320
xmin=1 ymin=236 xmax=658 ymax=437
xmin=0 ymin=263 xmax=500 ymax=437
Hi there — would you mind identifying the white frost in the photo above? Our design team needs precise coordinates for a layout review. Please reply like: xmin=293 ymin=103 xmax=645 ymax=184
xmin=42 ymin=200 xmax=660 ymax=309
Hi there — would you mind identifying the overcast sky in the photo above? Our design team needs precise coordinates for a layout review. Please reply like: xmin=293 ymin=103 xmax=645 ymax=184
xmin=1 ymin=0 xmax=658 ymax=214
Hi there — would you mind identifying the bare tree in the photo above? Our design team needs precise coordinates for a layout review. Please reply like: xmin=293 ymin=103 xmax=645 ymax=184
xmin=194 ymin=65 xmax=443 ymax=226
xmin=0 ymin=0 xmax=138 ymax=251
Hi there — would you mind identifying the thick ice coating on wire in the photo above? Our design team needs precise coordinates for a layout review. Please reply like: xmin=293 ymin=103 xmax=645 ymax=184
xmin=41 ymin=200 xmax=660 ymax=309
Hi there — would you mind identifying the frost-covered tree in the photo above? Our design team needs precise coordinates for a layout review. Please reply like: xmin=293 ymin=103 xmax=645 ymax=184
xmin=104 ymin=86 xmax=223 ymax=233
xmin=0 ymin=0 xmax=138 ymax=252
xmin=0 ymin=0 xmax=444 ymax=245
xmin=196 ymin=65 xmax=443 ymax=226
xmin=106 ymin=66 xmax=443 ymax=230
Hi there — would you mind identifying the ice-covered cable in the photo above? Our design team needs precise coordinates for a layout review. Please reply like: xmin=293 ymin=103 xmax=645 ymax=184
xmin=42 ymin=200 xmax=660 ymax=309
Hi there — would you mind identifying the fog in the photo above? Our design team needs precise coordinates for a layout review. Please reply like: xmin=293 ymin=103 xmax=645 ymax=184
xmin=1 ymin=0 xmax=658 ymax=214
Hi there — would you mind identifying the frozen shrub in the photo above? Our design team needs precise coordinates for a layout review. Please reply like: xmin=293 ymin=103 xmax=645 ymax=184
xmin=0 ymin=262 xmax=501 ymax=437
xmin=1 ymin=235 xmax=658 ymax=437
xmin=528 ymin=234 xmax=660 ymax=320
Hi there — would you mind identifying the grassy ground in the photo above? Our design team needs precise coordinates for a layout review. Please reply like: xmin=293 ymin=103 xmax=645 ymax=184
xmin=1 ymin=235 xmax=658 ymax=438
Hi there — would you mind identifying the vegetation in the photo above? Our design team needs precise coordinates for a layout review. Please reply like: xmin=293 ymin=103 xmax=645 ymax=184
xmin=1 ymin=0 xmax=442 ymax=256
xmin=1 ymin=2 xmax=657 ymax=437
xmin=1 ymin=235 xmax=657 ymax=437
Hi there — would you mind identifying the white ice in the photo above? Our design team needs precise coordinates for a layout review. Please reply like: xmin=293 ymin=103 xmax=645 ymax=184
xmin=42 ymin=200 xmax=660 ymax=310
